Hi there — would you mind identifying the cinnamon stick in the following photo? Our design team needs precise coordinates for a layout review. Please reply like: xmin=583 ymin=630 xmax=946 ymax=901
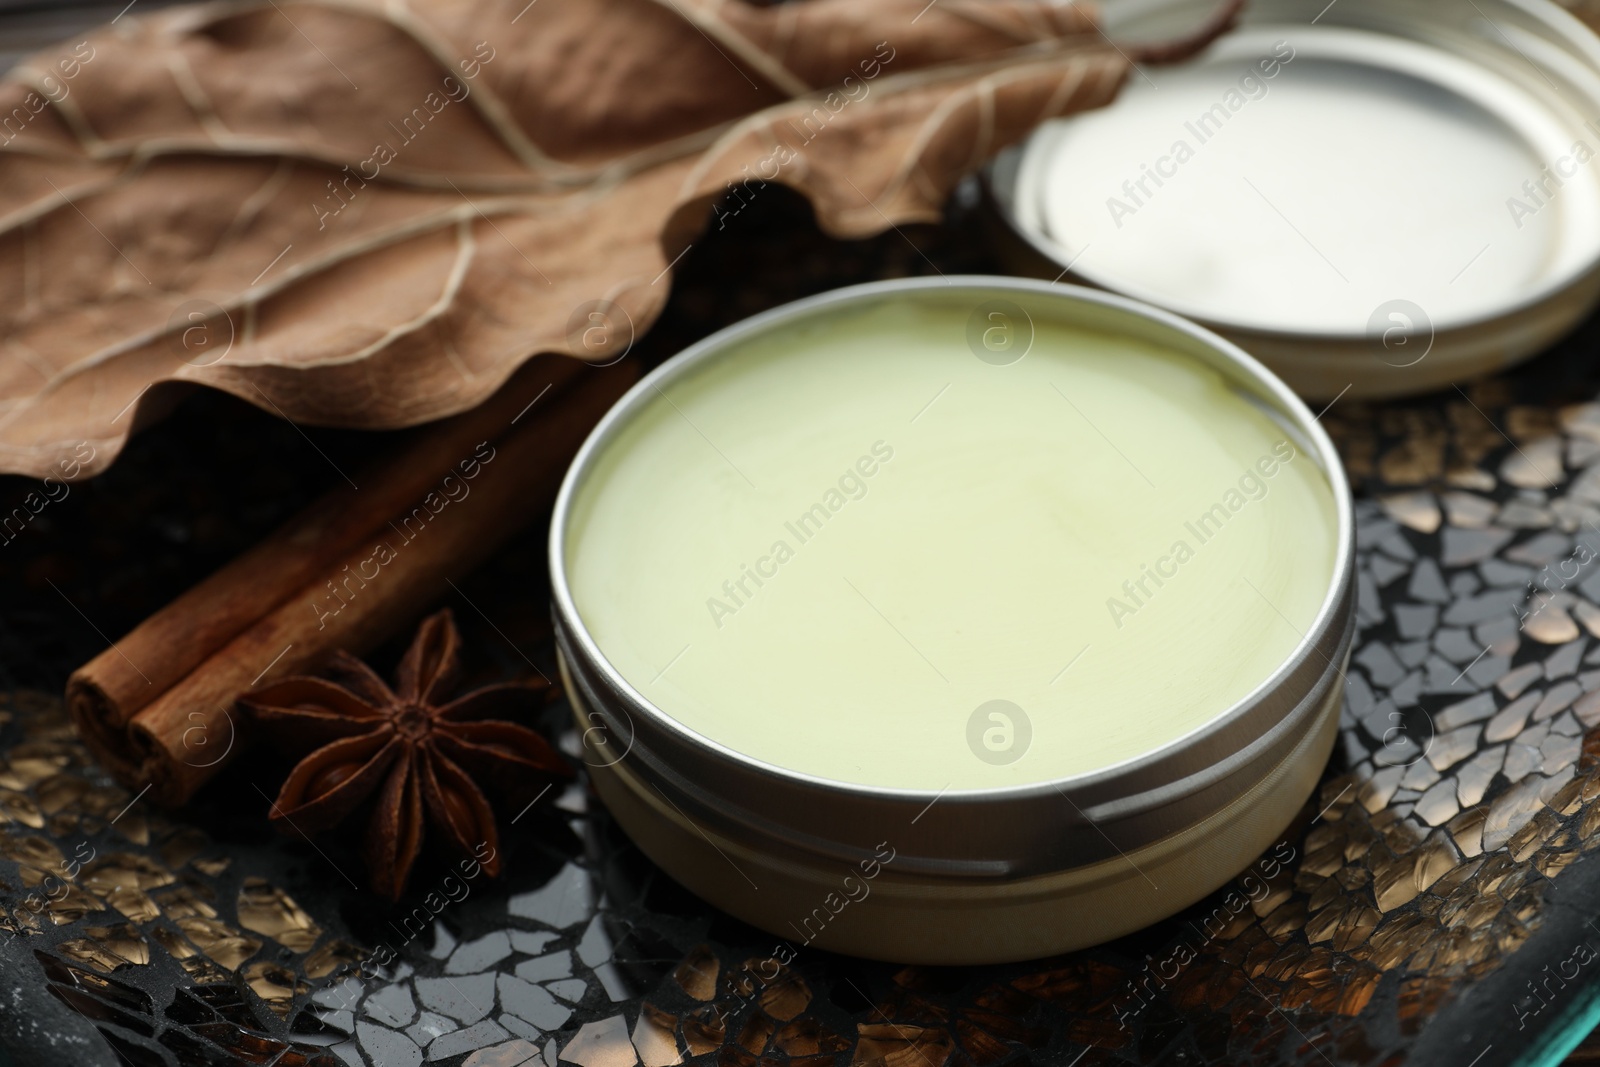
xmin=66 ymin=355 xmax=584 ymax=776
xmin=69 ymin=361 xmax=635 ymax=806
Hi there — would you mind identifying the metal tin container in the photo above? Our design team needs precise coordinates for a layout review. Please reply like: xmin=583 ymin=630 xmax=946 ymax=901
xmin=549 ymin=277 xmax=1355 ymax=964
xmin=988 ymin=0 xmax=1600 ymax=401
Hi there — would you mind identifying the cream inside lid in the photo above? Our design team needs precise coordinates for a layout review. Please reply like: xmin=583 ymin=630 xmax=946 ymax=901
xmin=564 ymin=295 xmax=1339 ymax=791
xmin=1014 ymin=25 xmax=1600 ymax=335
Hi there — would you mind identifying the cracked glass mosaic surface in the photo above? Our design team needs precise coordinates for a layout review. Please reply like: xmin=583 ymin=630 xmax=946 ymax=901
xmin=12 ymin=5 xmax=1600 ymax=1065
xmin=12 ymin=302 xmax=1600 ymax=1067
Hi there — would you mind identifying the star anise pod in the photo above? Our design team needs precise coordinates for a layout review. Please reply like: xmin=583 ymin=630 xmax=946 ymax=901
xmin=240 ymin=609 xmax=572 ymax=899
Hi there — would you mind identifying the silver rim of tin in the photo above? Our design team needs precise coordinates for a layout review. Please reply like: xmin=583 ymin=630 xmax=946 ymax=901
xmin=992 ymin=0 xmax=1600 ymax=340
xmin=549 ymin=276 xmax=1356 ymax=881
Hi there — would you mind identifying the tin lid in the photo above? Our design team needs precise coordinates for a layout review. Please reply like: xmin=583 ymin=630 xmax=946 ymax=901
xmin=989 ymin=0 xmax=1600 ymax=399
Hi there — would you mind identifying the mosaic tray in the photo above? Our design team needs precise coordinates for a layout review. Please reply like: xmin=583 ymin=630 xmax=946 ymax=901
xmin=6 ymin=204 xmax=1600 ymax=1067
xmin=11 ymin=4 xmax=1600 ymax=1066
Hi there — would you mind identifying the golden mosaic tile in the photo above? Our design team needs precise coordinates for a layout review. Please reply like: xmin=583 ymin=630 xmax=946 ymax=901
xmin=1501 ymin=438 xmax=1566 ymax=489
xmin=112 ymin=811 xmax=150 ymax=847
xmin=151 ymin=881 xmax=219 ymax=920
xmin=31 ymin=774 xmax=94 ymax=817
xmin=40 ymin=884 xmax=105 ymax=925
xmin=58 ymin=923 xmax=149 ymax=972
xmin=1525 ymin=606 xmax=1581 ymax=644
xmin=175 ymin=956 xmax=231 ymax=985
xmin=81 ymin=852 xmax=177 ymax=894
xmin=190 ymin=855 xmax=232 ymax=876
xmin=852 ymin=1022 xmax=952 ymax=1067
xmin=1 ymin=749 xmax=73 ymax=789
xmin=735 ymin=1012 xmax=773 ymax=1055
xmin=236 ymin=877 xmax=321 ymax=953
xmin=1536 ymin=847 xmax=1580 ymax=879
xmin=633 ymin=1004 xmax=685 ymax=1067
xmin=0 ymin=788 xmax=46 ymax=829
xmin=1381 ymin=492 xmax=1442 ymax=534
xmin=682 ymin=1004 xmax=727 ymax=1056
xmin=755 ymin=964 xmax=811 ymax=1021
xmin=243 ymin=960 xmax=309 ymax=1018
xmin=101 ymin=884 xmax=160 ymax=923
xmin=4 ymin=832 xmax=64 ymax=871
xmin=672 ymin=943 xmax=719 ymax=1001
xmin=176 ymin=916 xmax=262 ymax=970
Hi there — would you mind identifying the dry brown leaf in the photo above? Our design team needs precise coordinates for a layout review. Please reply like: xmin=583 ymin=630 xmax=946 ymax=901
xmin=0 ymin=0 xmax=1238 ymax=479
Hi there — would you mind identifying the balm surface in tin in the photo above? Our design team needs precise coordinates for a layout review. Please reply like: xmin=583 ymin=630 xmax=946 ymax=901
xmin=990 ymin=0 xmax=1600 ymax=400
xmin=550 ymin=277 xmax=1354 ymax=964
